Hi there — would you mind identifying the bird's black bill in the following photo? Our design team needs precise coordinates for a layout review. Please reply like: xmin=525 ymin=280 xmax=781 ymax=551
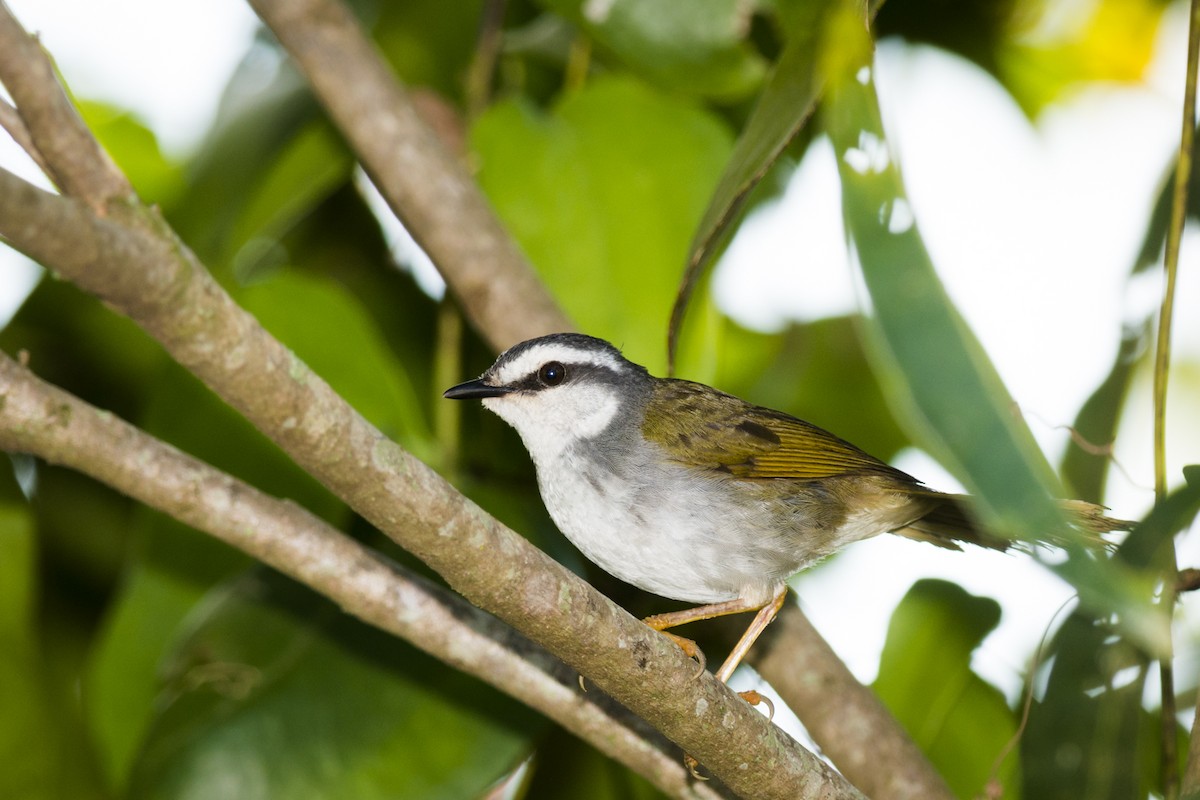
xmin=443 ymin=379 xmax=512 ymax=400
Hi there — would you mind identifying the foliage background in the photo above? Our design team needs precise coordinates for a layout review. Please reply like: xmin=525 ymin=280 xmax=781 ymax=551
xmin=1 ymin=0 xmax=1199 ymax=798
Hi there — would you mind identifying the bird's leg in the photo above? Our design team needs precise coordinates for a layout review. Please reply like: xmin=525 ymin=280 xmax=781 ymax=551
xmin=714 ymin=585 xmax=787 ymax=721
xmin=642 ymin=595 xmax=765 ymax=680
xmin=642 ymin=585 xmax=789 ymax=700
xmin=714 ymin=585 xmax=788 ymax=684
xmin=648 ymin=586 xmax=789 ymax=781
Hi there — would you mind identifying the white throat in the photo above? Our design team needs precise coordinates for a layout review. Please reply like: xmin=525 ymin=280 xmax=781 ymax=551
xmin=483 ymin=383 xmax=621 ymax=467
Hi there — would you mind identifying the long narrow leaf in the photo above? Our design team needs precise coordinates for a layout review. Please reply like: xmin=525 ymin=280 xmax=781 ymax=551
xmin=821 ymin=1 xmax=1167 ymax=654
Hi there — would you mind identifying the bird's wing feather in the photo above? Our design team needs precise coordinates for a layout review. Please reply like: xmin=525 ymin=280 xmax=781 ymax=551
xmin=642 ymin=379 xmax=914 ymax=481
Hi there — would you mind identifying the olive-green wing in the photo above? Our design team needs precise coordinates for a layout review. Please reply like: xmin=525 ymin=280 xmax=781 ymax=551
xmin=643 ymin=379 xmax=911 ymax=481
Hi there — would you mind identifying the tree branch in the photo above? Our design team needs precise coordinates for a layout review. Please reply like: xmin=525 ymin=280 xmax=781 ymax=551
xmin=0 ymin=3 xmax=948 ymax=795
xmin=0 ymin=32 xmax=859 ymax=798
xmin=0 ymin=165 xmax=856 ymax=800
xmin=0 ymin=349 xmax=728 ymax=800
xmin=245 ymin=0 xmax=572 ymax=352
xmin=238 ymin=4 xmax=955 ymax=797
xmin=0 ymin=0 xmax=131 ymax=206
xmin=0 ymin=95 xmax=53 ymax=181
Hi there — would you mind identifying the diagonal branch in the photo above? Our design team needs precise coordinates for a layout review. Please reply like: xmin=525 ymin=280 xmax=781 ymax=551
xmin=0 ymin=0 xmax=131 ymax=205
xmin=0 ymin=349 xmax=726 ymax=800
xmin=0 ymin=3 xmax=947 ymax=796
xmin=0 ymin=96 xmax=53 ymax=181
xmin=241 ymin=3 xmax=954 ymax=797
xmin=0 ymin=40 xmax=859 ymax=800
xmin=245 ymin=0 xmax=571 ymax=352
xmin=0 ymin=163 xmax=856 ymax=800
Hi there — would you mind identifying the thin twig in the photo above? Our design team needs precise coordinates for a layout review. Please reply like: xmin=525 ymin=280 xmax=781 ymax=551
xmin=1155 ymin=1 xmax=1200 ymax=796
xmin=0 ymin=2 xmax=131 ymax=206
xmin=0 ymin=95 xmax=54 ymax=182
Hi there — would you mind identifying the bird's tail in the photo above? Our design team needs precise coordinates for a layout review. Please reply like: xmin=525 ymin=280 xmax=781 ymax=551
xmin=893 ymin=492 xmax=1132 ymax=552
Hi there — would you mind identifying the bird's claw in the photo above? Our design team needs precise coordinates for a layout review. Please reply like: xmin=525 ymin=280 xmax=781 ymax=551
xmin=738 ymin=689 xmax=775 ymax=722
xmin=684 ymin=753 xmax=709 ymax=781
xmin=656 ymin=630 xmax=707 ymax=679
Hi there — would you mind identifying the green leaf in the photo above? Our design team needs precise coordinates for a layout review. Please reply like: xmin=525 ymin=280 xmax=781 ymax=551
xmin=169 ymin=63 xmax=324 ymax=272
xmin=1119 ymin=465 xmax=1200 ymax=572
xmin=874 ymin=579 xmax=1019 ymax=800
xmin=1020 ymin=472 xmax=1198 ymax=798
xmin=127 ymin=572 xmax=539 ymax=799
xmin=240 ymin=270 xmax=435 ymax=461
xmin=524 ymin=726 xmax=666 ymax=800
xmin=470 ymin=75 xmax=733 ymax=373
xmin=1021 ymin=611 xmax=1150 ymax=800
xmin=85 ymin=560 xmax=211 ymax=791
xmin=225 ymin=121 xmax=354 ymax=284
xmin=0 ymin=497 xmax=102 ymax=799
xmin=78 ymin=101 xmax=184 ymax=208
xmin=820 ymin=1 xmax=1166 ymax=654
xmin=1060 ymin=323 xmax=1147 ymax=502
xmin=538 ymin=0 xmax=767 ymax=99
xmin=372 ymin=0 xmax=485 ymax=102
xmin=669 ymin=0 xmax=886 ymax=367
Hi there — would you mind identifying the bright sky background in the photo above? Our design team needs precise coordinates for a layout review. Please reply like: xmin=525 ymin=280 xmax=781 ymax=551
xmin=2 ymin=0 xmax=1198 ymax=724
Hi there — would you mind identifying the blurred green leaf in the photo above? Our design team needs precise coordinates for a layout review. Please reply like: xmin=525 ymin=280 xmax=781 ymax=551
xmin=281 ymin=183 xmax=440 ymax=392
xmin=538 ymin=0 xmax=767 ymax=99
xmin=1060 ymin=323 xmax=1148 ymax=502
xmin=171 ymin=60 xmax=323 ymax=271
xmin=0 ymin=496 xmax=103 ymax=799
xmin=240 ymin=270 xmax=435 ymax=460
xmin=226 ymin=121 xmax=353 ymax=284
xmin=821 ymin=1 xmax=1166 ymax=653
xmin=127 ymin=572 xmax=539 ymax=799
xmin=372 ymin=0 xmax=485 ymax=102
xmin=1022 ymin=469 xmax=1198 ymax=799
xmin=470 ymin=75 xmax=733 ymax=373
xmin=1120 ymin=464 xmax=1200 ymax=571
xmin=669 ymin=0 xmax=885 ymax=366
xmin=78 ymin=101 xmax=184 ymax=208
xmin=85 ymin=559 xmax=211 ymax=791
xmin=996 ymin=0 xmax=1165 ymax=117
xmin=524 ymin=727 xmax=666 ymax=800
xmin=874 ymin=579 xmax=1019 ymax=800
xmin=1022 ymin=610 xmax=1150 ymax=800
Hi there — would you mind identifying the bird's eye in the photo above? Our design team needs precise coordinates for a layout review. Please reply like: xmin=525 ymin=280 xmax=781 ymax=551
xmin=538 ymin=361 xmax=566 ymax=386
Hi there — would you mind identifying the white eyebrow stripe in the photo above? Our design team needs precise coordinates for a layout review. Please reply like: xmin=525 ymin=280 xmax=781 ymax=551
xmin=492 ymin=343 xmax=623 ymax=385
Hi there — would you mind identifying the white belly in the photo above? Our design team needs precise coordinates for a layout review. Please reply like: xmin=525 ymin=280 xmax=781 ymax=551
xmin=534 ymin=447 xmax=797 ymax=605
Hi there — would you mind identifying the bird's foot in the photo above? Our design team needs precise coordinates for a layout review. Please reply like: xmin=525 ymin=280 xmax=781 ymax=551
xmin=738 ymin=689 xmax=775 ymax=722
xmin=684 ymin=753 xmax=708 ymax=781
xmin=655 ymin=630 xmax=707 ymax=680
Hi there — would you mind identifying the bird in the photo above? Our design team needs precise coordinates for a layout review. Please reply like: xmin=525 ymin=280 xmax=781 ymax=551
xmin=443 ymin=332 xmax=1126 ymax=700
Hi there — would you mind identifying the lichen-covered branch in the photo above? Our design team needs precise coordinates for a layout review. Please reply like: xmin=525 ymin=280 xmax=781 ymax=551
xmin=0 ymin=350 xmax=727 ymax=800
xmin=0 ymin=9 xmax=857 ymax=794
xmin=0 ymin=0 xmax=130 ymax=205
